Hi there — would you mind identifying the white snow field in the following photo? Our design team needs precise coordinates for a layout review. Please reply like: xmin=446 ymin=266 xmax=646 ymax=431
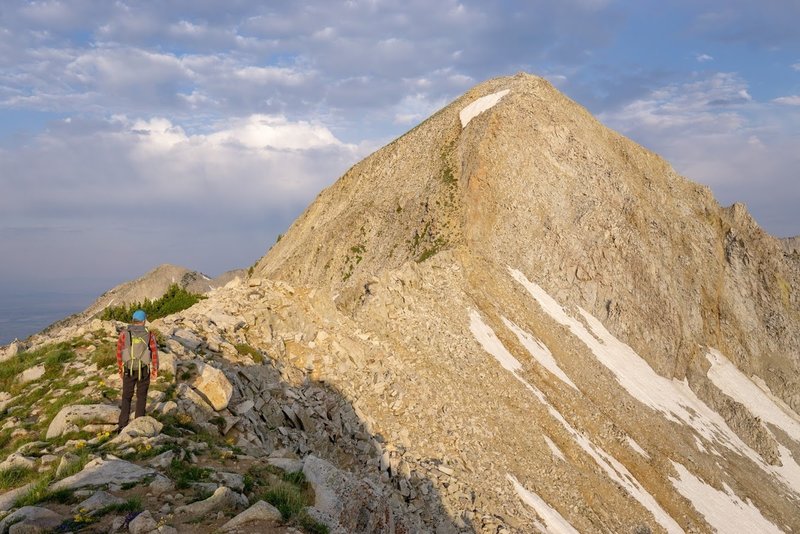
xmin=507 ymin=474 xmax=580 ymax=534
xmin=459 ymin=89 xmax=510 ymax=127
xmin=470 ymin=310 xmax=683 ymax=534
xmin=705 ymin=349 xmax=800 ymax=443
xmin=508 ymin=266 xmax=800 ymax=512
xmin=669 ymin=462 xmax=782 ymax=534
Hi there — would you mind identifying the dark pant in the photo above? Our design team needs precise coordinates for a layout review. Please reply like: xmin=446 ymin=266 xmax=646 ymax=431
xmin=118 ymin=366 xmax=150 ymax=430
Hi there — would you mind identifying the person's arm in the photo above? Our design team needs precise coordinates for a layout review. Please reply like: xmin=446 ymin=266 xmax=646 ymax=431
xmin=149 ymin=332 xmax=158 ymax=379
xmin=116 ymin=331 xmax=126 ymax=377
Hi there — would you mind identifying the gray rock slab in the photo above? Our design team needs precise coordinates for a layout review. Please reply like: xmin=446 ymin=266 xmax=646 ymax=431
xmin=128 ymin=510 xmax=158 ymax=534
xmin=0 ymin=482 xmax=35 ymax=512
xmin=73 ymin=490 xmax=125 ymax=514
xmin=46 ymin=404 xmax=120 ymax=439
xmin=172 ymin=329 xmax=203 ymax=351
xmin=0 ymin=453 xmax=36 ymax=471
xmin=18 ymin=365 xmax=45 ymax=384
xmin=109 ymin=416 xmax=162 ymax=446
xmin=50 ymin=458 xmax=156 ymax=491
xmin=149 ymin=475 xmax=175 ymax=497
xmin=219 ymin=500 xmax=281 ymax=532
xmin=0 ymin=506 xmax=62 ymax=533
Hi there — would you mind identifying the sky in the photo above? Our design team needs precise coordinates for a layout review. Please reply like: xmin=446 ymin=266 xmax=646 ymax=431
xmin=1 ymin=0 xmax=799 ymax=341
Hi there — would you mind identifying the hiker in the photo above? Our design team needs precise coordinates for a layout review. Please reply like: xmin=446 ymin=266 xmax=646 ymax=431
xmin=116 ymin=309 xmax=158 ymax=431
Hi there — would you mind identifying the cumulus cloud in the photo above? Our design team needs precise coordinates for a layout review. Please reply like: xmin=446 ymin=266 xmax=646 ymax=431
xmin=696 ymin=53 xmax=714 ymax=62
xmin=0 ymin=114 xmax=364 ymax=285
xmin=0 ymin=0 xmax=624 ymax=123
xmin=773 ymin=95 xmax=800 ymax=106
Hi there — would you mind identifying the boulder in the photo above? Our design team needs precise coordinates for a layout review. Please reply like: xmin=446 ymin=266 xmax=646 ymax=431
xmin=50 ymin=458 xmax=156 ymax=491
xmin=0 ymin=506 xmax=62 ymax=533
xmin=211 ymin=472 xmax=245 ymax=493
xmin=172 ymin=329 xmax=203 ymax=351
xmin=233 ymin=400 xmax=254 ymax=416
xmin=207 ymin=311 xmax=246 ymax=332
xmin=148 ymin=475 xmax=175 ymax=497
xmin=158 ymin=352 xmax=177 ymax=378
xmin=219 ymin=500 xmax=281 ymax=532
xmin=174 ymin=486 xmax=247 ymax=516
xmin=0 ymin=453 xmax=36 ymax=471
xmin=0 ymin=341 xmax=24 ymax=363
xmin=73 ymin=490 xmax=124 ymax=514
xmin=18 ymin=365 xmax=45 ymax=384
xmin=55 ymin=453 xmax=80 ymax=478
xmin=0 ymin=482 xmax=35 ymax=512
xmin=46 ymin=404 xmax=120 ymax=439
xmin=148 ymin=450 xmax=175 ymax=469
xmin=190 ymin=363 xmax=233 ymax=411
xmin=128 ymin=510 xmax=157 ymax=534
xmin=110 ymin=416 xmax=162 ymax=445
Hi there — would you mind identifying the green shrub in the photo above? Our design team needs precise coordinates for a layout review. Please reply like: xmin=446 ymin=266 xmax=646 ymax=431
xmin=92 ymin=342 xmax=117 ymax=369
xmin=264 ymin=485 xmax=306 ymax=519
xmin=99 ymin=284 xmax=205 ymax=322
xmin=167 ymin=458 xmax=212 ymax=489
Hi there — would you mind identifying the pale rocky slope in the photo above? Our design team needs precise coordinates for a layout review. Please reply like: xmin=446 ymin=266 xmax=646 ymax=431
xmin=0 ymin=73 xmax=799 ymax=533
xmin=251 ymin=73 xmax=800 ymax=532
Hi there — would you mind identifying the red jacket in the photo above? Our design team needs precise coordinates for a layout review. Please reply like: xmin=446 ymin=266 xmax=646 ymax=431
xmin=116 ymin=327 xmax=158 ymax=378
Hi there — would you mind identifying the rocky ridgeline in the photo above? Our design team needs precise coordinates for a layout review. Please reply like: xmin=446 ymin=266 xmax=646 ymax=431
xmin=0 ymin=275 xmax=477 ymax=533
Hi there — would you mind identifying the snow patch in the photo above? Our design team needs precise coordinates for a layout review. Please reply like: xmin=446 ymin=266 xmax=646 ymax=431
xmin=507 ymin=474 xmax=579 ymax=534
xmin=502 ymin=317 xmax=579 ymax=391
xmin=470 ymin=309 xmax=682 ymax=534
xmin=509 ymin=268 xmax=759 ymax=457
xmin=469 ymin=310 xmax=521 ymax=373
xmin=510 ymin=266 xmax=800 ymax=498
xmin=544 ymin=435 xmax=566 ymax=461
xmin=626 ymin=436 xmax=650 ymax=459
xmin=669 ymin=462 xmax=782 ymax=534
xmin=460 ymin=89 xmax=510 ymax=127
xmin=705 ymin=349 xmax=800 ymax=443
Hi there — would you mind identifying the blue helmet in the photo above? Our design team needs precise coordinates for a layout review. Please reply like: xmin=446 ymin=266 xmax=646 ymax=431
xmin=132 ymin=309 xmax=147 ymax=322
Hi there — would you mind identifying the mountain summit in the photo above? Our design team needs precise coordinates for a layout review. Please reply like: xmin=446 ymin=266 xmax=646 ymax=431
xmin=2 ymin=74 xmax=798 ymax=533
xmin=251 ymin=72 xmax=800 ymax=530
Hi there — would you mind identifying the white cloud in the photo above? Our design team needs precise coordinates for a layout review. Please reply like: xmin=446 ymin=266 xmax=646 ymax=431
xmin=773 ymin=95 xmax=800 ymax=106
xmin=791 ymin=62 xmax=800 ymax=71
xmin=0 ymin=114 xmax=365 ymax=283
xmin=696 ymin=53 xmax=714 ymax=62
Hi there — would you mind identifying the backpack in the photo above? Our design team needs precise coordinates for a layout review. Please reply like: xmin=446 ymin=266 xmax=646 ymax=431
xmin=121 ymin=324 xmax=153 ymax=379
